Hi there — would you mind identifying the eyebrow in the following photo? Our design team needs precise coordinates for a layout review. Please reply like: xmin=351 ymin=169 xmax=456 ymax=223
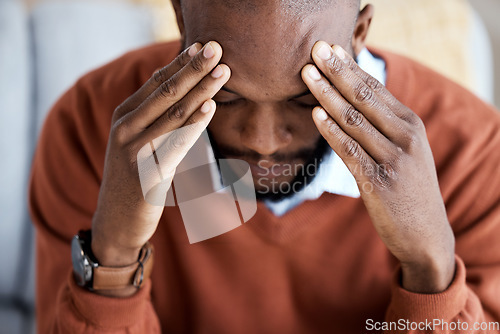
xmin=220 ymin=86 xmax=312 ymax=100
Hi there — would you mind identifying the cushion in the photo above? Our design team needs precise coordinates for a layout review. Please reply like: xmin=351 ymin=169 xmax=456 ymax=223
xmin=0 ymin=0 xmax=33 ymax=300
xmin=31 ymin=0 xmax=156 ymax=131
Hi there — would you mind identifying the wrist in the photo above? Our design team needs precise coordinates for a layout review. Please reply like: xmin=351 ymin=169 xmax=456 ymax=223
xmin=91 ymin=233 xmax=143 ymax=267
xmin=400 ymin=252 xmax=456 ymax=293
xmin=72 ymin=230 xmax=154 ymax=298
xmin=91 ymin=214 xmax=146 ymax=267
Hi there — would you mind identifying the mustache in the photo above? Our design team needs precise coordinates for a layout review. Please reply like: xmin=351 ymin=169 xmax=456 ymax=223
xmin=206 ymin=128 xmax=330 ymax=169
xmin=213 ymin=143 xmax=315 ymax=163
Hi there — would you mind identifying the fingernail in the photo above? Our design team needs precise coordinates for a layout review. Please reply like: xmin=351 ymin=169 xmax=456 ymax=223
xmin=203 ymin=43 xmax=215 ymax=59
xmin=317 ymin=43 xmax=332 ymax=61
xmin=315 ymin=107 xmax=328 ymax=121
xmin=211 ymin=65 xmax=224 ymax=79
xmin=188 ymin=43 xmax=199 ymax=57
xmin=333 ymin=45 xmax=346 ymax=61
xmin=201 ymin=101 xmax=211 ymax=113
xmin=308 ymin=66 xmax=322 ymax=81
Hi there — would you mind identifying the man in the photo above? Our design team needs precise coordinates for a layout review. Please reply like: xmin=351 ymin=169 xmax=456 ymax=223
xmin=29 ymin=0 xmax=500 ymax=333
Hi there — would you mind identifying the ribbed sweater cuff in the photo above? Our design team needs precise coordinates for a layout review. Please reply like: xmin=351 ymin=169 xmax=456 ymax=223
xmin=386 ymin=255 xmax=467 ymax=322
xmin=67 ymin=270 xmax=153 ymax=329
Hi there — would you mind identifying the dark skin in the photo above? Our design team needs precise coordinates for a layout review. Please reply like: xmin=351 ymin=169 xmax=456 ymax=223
xmin=91 ymin=0 xmax=455 ymax=297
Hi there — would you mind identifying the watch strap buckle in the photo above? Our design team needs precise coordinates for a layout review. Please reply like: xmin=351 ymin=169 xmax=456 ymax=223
xmin=91 ymin=242 xmax=154 ymax=291
xmin=132 ymin=246 xmax=153 ymax=288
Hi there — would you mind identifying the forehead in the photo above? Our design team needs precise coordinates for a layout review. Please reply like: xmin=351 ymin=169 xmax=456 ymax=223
xmin=182 ymin=0 xmax=357 ymax=99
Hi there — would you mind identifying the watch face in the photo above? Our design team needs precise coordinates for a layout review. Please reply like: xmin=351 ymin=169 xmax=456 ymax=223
xmin=71 ymin=235 xmax=89 ymax=287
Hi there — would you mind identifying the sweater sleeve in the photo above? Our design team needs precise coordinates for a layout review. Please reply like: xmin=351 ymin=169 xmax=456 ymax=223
xmin=29 ymin=58 xmax=162 ymax=333
xmin=55 ymin=272 xmax=159 ymax=333
xmin=384 ymin=256 xmax=498 ymax=333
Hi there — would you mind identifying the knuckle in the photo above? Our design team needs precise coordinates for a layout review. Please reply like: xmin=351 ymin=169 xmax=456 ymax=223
xmin=403 ymin=109 xmax=422 ymax=126
xmin=364 ymin=162 xmax=398 ymax=191
xmin=342 ymin=137 xmax=362 ymax=158
xmin=153 ymin=68 xmax=167 ymax=84
xmin=341 ymin=105 xmax=363 ymax=127
xmin=354 ymin=82 xmax=374 ymax=104
xmin=321 ymin=84 xmax=332 ymax=96
xmin=413 ymin=115 xmax=426 ymax=132
xmin=402 ymin=128 xmax=423 ymax=152
xmin=111 ymin=118 xmax=130 ymax=143
xmin=365 ymin=76 xmax=381 ymax=91
xmin=379 ymin=160 xmax=398 ymax=179
xmin=183 ymin=115 xmax=197 ymax=127
xmin=179 ymin=48 xmax=191 ymax=64
xmin=319 ymin=84 xmax=337 ymax=102
xmin=189 ymin=55 xmax=205 ymax=73
xmin=170 ymin=50 xmax=190 ymax=71
xmin=157 ymin=79 xmax=177 ymax=99
xmin=327 ymin=56 xmax=344 ymax=76
xmin=345 ymin=58 xmax=356 ymax=71
xmin=373 ymin=166 xmax=393 ymax=189
xmin=167 ymin=104 xmax=185 ymax=122
xmin=113 ymin=104 xmax=126 ymax=119
xmin=196 ymin=80 xmax=210 ymax=93
xmin=167 ymin=131 xmax=188 ymax=150
xmin=325 ymin=118 xmax=339 ymax=135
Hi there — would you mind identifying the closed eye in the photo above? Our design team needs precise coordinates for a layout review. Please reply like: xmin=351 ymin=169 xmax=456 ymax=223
xmin=214 ymin=99 xmax=243 ymax=107
xmin=292 ymin=100 xmax=319 ymax=109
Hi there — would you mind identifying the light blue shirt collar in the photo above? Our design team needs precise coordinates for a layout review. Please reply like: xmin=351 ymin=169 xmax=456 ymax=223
xmin=264 ymin=48 xmax=387 ymax=216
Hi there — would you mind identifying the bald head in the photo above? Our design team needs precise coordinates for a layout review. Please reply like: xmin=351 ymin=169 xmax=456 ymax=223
xmin=214 ymin=0 xmax=361 ymax=14
xmin=175 ymin=0 xmax=361 ymax=99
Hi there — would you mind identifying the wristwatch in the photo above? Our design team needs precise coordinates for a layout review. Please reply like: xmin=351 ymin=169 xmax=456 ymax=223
xmin=71 ymin=230 xmax=154 ymax=291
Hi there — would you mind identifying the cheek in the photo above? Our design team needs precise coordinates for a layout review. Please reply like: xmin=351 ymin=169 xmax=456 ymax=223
xmin=208 ymin=107 xmax=321 ymax=148
xmin=207 ymin=109 xmax=239 ymax=145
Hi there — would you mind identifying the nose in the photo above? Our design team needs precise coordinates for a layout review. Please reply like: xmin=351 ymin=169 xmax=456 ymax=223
xmin=239 ymin=104 xmax=292 ymax=156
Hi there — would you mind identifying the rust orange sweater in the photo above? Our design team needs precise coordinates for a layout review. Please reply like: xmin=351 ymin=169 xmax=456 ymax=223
xmin=30 ymin=41 xmax=500 ymax=333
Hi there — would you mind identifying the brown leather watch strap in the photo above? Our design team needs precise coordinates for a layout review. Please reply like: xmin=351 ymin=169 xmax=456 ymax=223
xmin=92 ymin=243 xmax=154 ymax=290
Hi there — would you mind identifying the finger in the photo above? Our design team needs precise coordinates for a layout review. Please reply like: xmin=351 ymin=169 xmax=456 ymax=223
xmin=142 ymin=100 xmax=218 ymax=178
xmin=310 ymin=41 xmax=411 ymax=138
xmin=302 ymin=64 xmax=397 ymax=163
xmin=311 ymin=106 xmax=380 ymax=188
xmin=335 ymin=45 xmax=421 ymax=126
xmin=114 ymin=42 xmax=202 ymax=120
xmin=332 ymin=44 xmax=401 ymax=110
xmin=140 ymin=64 xmax=231 ymax=143
xmin=128 ymin=41 xmax=223 ymax=130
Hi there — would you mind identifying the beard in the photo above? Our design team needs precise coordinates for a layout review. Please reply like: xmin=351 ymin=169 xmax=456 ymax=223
xmin=207 ymin=129 xmax=330 ymax=202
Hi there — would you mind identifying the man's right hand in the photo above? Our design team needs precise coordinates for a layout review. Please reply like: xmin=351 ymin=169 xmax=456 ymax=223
xmin=90 ymin=42 xmax=230 ymax=287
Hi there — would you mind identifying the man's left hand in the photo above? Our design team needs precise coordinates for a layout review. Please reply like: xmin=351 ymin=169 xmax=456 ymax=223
xmin=301 ymin=41 xmax=455 ymax=294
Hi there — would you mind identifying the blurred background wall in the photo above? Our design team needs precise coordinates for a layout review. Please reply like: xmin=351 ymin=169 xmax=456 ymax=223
xmin=470 ymin=0 xmax=500 ymax=109
xmin=0 ymin=0 xmax=498 ymax=333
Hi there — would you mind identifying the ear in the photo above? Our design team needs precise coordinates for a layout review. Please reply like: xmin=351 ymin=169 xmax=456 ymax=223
xmin=351 ymin=4 xmax=374 ymax=57
xmin=171 ymin=0 xmax=185 ymax=44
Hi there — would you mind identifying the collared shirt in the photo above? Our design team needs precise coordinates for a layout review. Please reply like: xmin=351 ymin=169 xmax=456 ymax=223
xmin=264 ymin=48 xmax=387 ymax=216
